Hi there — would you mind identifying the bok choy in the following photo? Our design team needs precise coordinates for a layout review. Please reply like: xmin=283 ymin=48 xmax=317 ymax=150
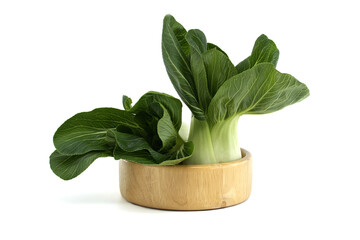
xmin=50 ymin=14 xmax=309 ymax=180
xmin=50 ymin=92 xmax=193 ymax=180
xmin=161 ymin=15 xmax=309 ymax=164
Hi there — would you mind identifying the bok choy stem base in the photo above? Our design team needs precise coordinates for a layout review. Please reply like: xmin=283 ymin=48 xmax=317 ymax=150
xmin=184 ymin=116 xmax=242 ymax=165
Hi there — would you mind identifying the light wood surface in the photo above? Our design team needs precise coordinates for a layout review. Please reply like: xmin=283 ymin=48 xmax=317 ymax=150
xmin=119 ymin=149 xmax=252 ymax=210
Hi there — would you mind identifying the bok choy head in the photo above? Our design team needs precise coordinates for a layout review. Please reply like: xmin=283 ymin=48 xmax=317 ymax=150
xmin=162 ymin=14 xmax=309 ymax=164
xmin=50 ymin=91 xmax=193 ymax=180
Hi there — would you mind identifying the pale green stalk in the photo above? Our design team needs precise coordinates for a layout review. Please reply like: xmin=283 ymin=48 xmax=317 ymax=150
xmin=183 ymin=115 xmax=242 ymax=165
xmin=183 ymin=117 xmax=216 ymax=165
xmin=210 ymin=115 xmax=242 ymax=163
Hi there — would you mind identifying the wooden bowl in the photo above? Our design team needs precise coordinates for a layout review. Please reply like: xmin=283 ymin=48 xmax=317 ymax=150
xmin=119 ymin=148 xmax=252 ymax=210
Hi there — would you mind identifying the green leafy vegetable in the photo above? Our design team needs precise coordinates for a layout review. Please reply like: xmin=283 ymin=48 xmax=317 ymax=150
xmin=202 ymin=48 xmax=237 ymax=97
xmin=53 ymin=108 xmax=136 ymax=155
xmin=186 ymin=29 xmax=207 ymax=54
xmin=207 ymin=42 xmax=228 ymax=57
xmin=207 ymin=63 xmax=309 ymax=124
xmin=236 ymin=34 xmax=279 ymax=73
xmin=122 ymin=95 xmax=132 ymax=111
xmin=50 ymin=14 xmax=310 ymax=181
xmin=50 ymin=151 xmax=111 ymax=181
xmin=162 ymin=15 xmax=205 ymax=120
xmin=187 ymin=30 xmax=212 ymax=112
xmin=50 ymin=91 xmax=193 ymax=180
xmin=161 ymin=14 xmax=309 ymax=164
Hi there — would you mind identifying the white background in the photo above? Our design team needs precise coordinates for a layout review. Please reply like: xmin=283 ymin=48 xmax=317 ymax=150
xmin=1 ymin=0 xmax=359 ymax=239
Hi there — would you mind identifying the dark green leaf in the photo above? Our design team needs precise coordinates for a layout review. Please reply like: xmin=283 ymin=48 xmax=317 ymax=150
xmin=160 ymin=141 xmax=194 ymax=165
xmin=236 ymin=56 xmax=251 ymax=73
xmin=207 ymin=43 xmax=228 ymax=57
xmin=108 ymin=129 xmax=167 ymax=163
xmin=53 ymin=108 xmax=141 ymax=155
xmin=137 ymin=100 xmax=178 ymax=152
xmin=186 ymin=29 xmax=207 ymax=53
xmin=130 ymin=91 xmax=182 ymax=131
xmin=202 ymin=48 xmax=237 ymax=97
xmin=208 ymin=63 xmax=309 ymax=124
xmin=122 ymin=95 xmax=132 ymax=111
xmin=163 ymin=14 xmax=190 ymax=56
xmin=133 ymin=112 xmax=158 ymax=144
xmin=186 ymin=29 xmax=212 ymax=113
xmin=113 ymin=141 xmax=193 ymax=166
xmin=189 ymin=50 xmax=212 ymax=113
xmin=156 ymin=103 xmax=178 ymax=152
xmin=236 ymin=34 xmax=279 ymax=73
xmin=113 ymin=146 xmax=156 ymax=164
xmin=50 ymin=150 xmax=110 ymax=180
xmin=162 ymin=14 xmax=206 ymax=120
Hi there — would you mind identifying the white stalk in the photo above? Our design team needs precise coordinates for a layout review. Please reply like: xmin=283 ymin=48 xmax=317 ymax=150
xmin=210 ymin=115 xmax=242 ymax=163
xmin=183 ymin=115 xmax=242 ymax=164
xmin=183 ymin=116 xmax=217 ymax=165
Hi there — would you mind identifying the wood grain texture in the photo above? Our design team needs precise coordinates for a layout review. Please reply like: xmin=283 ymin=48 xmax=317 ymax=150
xmin=120 ymin=148 xmax=252 ymax=210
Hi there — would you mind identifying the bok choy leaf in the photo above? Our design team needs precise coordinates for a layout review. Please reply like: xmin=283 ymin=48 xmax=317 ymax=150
xmin=161 ymin=14 xmax=309 ymax=164
xmin=50 ymin=91 xmax=193 ymax=180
